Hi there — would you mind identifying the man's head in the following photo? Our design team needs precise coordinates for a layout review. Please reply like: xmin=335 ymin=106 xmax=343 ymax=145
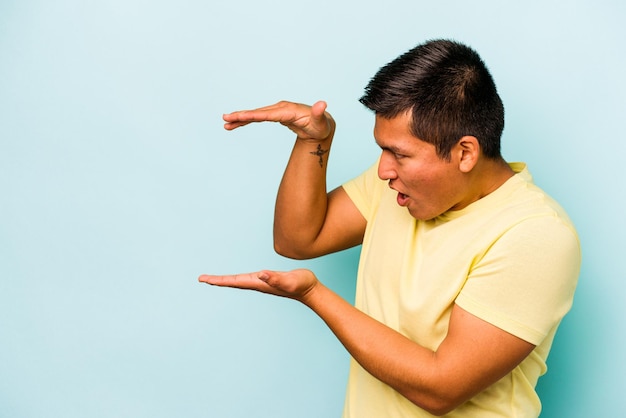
xmin=360 ymin=39 xmax=504 ymax=161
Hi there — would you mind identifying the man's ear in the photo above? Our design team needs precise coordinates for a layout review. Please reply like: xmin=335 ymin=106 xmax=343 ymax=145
xmin=456 ymin=136 xmax=480 ymax=173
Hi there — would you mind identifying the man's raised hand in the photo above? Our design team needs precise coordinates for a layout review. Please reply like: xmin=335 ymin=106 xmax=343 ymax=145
xmin=222 ymin=100 xmax=335 ymax=143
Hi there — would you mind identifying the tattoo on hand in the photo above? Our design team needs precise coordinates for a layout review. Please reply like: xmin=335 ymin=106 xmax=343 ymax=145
xmin=310 ymin=144 xmax=329 ymax=167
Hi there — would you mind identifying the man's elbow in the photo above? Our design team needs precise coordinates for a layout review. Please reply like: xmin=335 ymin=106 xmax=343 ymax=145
xmin=403 ymin=389 xmax=468 ymax=416
xmin=419 ymin=400 xmax=461 ymax=417
xmin=273 ymin=239 xmax=314 ymax=260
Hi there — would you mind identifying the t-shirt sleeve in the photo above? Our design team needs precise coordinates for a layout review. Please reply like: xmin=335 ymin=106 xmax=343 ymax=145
xmin=455 ymin=215 xmax=581 ymax=345
xmin=341 ymin=161 xmax=383 ymax=222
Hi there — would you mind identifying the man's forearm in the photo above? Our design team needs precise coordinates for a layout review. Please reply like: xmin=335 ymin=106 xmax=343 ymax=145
xmin=273 ymin=133 xmax=334 ymax=259
xmin=299 ymin=280 xmax=454 ymax=413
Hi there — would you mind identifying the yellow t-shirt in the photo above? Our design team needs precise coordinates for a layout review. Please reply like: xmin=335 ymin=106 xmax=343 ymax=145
xmin=341 ymin=162 xmax=580 ymax=417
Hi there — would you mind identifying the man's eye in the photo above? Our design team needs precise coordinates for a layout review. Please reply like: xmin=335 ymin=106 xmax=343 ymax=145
xmin=394 ymin=153 xmax=406 ymax=159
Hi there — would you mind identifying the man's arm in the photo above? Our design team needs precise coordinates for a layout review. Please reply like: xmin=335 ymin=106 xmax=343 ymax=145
xmin=303 ymin=279 xmax=535 ymax=415
xmin=199 ymin=270 xmax=535 ymax=416
xmin=223 ymin=100 xmax=366 ymax=259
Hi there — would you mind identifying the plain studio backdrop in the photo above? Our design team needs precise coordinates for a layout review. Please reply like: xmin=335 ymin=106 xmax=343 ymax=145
xmin=1 ymin=1 xmax=623 ymax=417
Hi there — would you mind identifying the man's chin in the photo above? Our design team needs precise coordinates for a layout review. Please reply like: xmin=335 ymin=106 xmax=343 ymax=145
xmin=407 ymin=206 xmax=440 ymax=221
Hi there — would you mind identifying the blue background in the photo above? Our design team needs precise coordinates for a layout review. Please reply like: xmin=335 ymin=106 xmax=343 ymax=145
xmin=1 ymin=1 xmax=624 ymax=417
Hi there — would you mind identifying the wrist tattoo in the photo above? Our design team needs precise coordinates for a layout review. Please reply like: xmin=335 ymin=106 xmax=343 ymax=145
xmin=310 ymin=144 xmax=329 ymax=167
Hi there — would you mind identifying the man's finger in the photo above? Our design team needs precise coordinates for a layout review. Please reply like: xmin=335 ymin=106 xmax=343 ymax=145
xmin=310 ymin=100 xmax=328 ymax=120
xmin=198 ymin=272 xmax=256 ymax=286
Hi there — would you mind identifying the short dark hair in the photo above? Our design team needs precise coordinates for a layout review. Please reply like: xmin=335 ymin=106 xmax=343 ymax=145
xmin=359 ymin=39 xmax=504 ymax=160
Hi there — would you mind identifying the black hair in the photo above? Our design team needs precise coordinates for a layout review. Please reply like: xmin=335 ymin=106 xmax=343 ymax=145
xmin=360 ymin=39 xmax=504 ymax=160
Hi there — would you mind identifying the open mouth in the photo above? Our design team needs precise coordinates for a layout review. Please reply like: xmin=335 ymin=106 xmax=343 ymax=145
xmin=397 ymin=192 xmax=410 ymax=206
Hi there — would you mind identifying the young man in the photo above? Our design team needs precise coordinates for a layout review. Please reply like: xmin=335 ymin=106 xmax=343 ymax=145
xmin=199 ymin=39 xmax=580 ymax=417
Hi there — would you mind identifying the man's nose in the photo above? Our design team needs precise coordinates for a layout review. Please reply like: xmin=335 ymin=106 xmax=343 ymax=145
xmin=377 ymin=151 xmax=397 ymax=181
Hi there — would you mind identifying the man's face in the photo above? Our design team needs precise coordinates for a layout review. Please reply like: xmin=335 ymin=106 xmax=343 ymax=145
xmin=374 ymin=112 xmax=467 ymax=221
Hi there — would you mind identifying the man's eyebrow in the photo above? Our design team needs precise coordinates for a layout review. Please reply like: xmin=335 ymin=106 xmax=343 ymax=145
xmin=375 ymin=140 xmax=405 ymax=154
